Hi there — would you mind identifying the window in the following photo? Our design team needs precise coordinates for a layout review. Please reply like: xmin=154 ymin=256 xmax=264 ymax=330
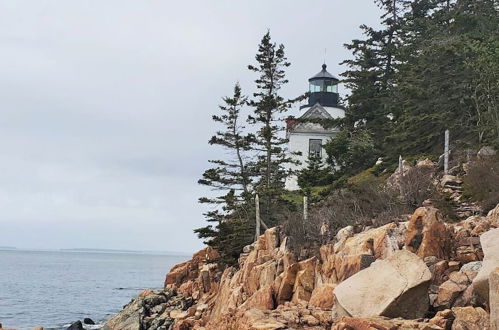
xmin=309 ymin=81 xmax=322 ymax=93
xmin=309 ymin=139 xmax=322 ymax=158
xmin=310 ymin=80 xmax=338 ymax=93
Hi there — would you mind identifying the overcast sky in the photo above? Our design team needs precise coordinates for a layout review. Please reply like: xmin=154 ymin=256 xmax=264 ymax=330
xmin=0 ymin=1 xmax=382 ymax=253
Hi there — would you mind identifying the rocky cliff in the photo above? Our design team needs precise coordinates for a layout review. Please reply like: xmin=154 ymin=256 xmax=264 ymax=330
xmin=103 ymin=202 xmax=499 ymax=330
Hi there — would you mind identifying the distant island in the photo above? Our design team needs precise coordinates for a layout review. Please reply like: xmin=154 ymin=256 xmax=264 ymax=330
xmin=60 ymin=248 xmax=191 ymax=256
xmin=0 ymin=246 xmax=17 ymax=250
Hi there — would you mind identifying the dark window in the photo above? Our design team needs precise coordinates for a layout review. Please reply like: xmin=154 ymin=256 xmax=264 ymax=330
xmin=309 ymin=139 xmax=322 ymax=158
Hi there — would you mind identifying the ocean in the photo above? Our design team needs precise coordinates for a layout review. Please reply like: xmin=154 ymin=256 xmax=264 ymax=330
xmin=0 ymin=249 xmax=188 ymax=330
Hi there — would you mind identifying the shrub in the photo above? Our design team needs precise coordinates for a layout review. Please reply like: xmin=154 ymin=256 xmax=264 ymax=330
xmin=463 ymin=155 xmax=499 ymax=212
xmin=282 ymin=177 xmax=413 ymax=258
xmin=399 ymin=165 xmax=436 ymax=208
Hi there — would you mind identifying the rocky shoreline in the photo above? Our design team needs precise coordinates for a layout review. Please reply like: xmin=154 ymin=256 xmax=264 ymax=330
xmin=100 ymin=202 xmax=499 ymax=329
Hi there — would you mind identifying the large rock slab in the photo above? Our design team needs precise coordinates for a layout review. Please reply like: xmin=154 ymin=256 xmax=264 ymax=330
xmin=488 ymin=203 xmax=499 ymax=226
xmin=332 ymin=316 xmax=442 ymax=330
xmin=405 ymin=207 xmax=450 ymax=259
xmin=333 ymin=249 xmax=431 ymax=319
xmin=473 ymin=228 xmax=499 ymax=301
xmin=491 ymin=268 xmax=499 ymax=330
xmin=321 ymin=222 xmax=406 ymax=284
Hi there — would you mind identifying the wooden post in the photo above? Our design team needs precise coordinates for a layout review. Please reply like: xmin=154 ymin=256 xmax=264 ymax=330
xmin=399 ymin=155 xmax=404 ymax=196
xmin=255 ymin=194 xmax=261 ymax=241
xmin=303 ymin=196 xmax=308 ymax=222
xmin=444 ymin=129 xmax=449 ymax=175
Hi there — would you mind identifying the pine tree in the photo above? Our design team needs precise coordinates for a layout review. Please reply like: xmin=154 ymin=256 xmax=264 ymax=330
xmin=324 ymin=129 xmax=377 ymax=177
xmin=297 ymin=155 xmax=333 ymax=190
xmin=194 ymin=83 xmax=255 ymax=264
xmin=341 ymin=0 xmax=410 ymax=156
xmin=387 ymin=0 xmax=499 ymax=157
xmin=247 ymin=31 xmax=297 ymax=229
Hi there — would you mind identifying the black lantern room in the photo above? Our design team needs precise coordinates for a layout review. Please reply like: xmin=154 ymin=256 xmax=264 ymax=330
xmin=300 ymin=64 xmax=339 ymax=109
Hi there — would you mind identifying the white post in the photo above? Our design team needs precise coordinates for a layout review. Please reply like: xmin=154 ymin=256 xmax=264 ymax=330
xmin=255 ymin=194 xmax=261 ymax=241
xmin=444 ymin=129 xmax=449 ymax=175
xmin=303 ymin=196 xmax=308 ymax=222
xmin=398 ymin=155 xmax=403 ymax=174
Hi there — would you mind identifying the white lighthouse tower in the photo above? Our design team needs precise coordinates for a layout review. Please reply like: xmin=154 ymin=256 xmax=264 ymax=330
xmin=285 ymin=64 xmax=345 ymax=191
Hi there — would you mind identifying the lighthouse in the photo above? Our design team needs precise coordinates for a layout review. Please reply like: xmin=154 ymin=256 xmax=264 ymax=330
xmin=284 ymin=64 xmax=345 ymax=191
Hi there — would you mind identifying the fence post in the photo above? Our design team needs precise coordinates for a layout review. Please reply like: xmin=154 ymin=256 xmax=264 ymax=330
xmin=255 ymin=194 xmax=260 ymax=241
xmin=303 ymin=196 xmax=308 ymax=222
xmin=444 ymin=129 xmax=450 ymax=175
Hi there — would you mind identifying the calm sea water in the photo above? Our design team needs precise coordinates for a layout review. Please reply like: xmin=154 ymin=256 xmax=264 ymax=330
xmin=0 ymin=249 xmax=188 ymax=330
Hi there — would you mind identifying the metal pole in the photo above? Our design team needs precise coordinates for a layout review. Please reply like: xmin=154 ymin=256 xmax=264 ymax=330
xmin=255 ymin=194 xmax=261 ymax=241
xmin=444 ymin=129 xmax=449 ymax=175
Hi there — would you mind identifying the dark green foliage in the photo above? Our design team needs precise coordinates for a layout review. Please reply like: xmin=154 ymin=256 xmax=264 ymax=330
xmin=341 ymin=0 xmax=411 ymax=152
xmin=387 ymin=0 xmax=499 ymax=157
xmin=195 ymin=215 xmax=254 ymax=266
xmin=339 ymin=0 xmax=498 ymax=167
xmin=247 ymin=31 xmax=298 ymax=227
xmin=324 ymin=129 xmax=377 ymax=177
xmin=194 ymin=84 xmax=255 ymax=265
xmin=466 ymin=37 xmax=499 ymax=146
xmin=297 ymin=155 xmax=334 ymax=190
xmin=196 ymin=32 xmax=300 ymax=265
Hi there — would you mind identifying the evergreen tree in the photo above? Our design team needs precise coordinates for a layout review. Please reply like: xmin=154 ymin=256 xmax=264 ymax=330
xmin=387 ymin=0 xmax=498 ymax=157
xmin=247 ymin=31 xmax=297 ymax=228
xmin=324 ymin=129 xmax=377 ymax=176
xmin=297 ymin=155 xmax=333 ymax=190
xmin=194 ymin=83 xmax=255 ymax=264
xmin=341 ymin=0 xmax=411 ymax=158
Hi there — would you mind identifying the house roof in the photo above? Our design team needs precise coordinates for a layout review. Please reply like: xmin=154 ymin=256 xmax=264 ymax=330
xmin=300 ymin=103 xmax=333 ymax=120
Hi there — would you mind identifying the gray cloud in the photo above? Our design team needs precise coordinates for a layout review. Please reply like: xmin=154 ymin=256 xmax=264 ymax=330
xmin=0 ymin=0 xmax=381 ymax=253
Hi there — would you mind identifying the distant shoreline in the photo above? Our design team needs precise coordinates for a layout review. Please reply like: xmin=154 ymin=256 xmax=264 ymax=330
xmin=0 ymin=247 xmax=191 ymax=256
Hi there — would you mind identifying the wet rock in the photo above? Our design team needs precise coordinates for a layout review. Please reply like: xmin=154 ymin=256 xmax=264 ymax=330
xmin=66 ymin=321 xmax=83 ymax=330
xmin=333 ymin=249 xmax=431 ymax=319
xmin=102 ymin=289 xmax=192 ymax=330
xmin=82 ymin=318 xmax=95 ymax=325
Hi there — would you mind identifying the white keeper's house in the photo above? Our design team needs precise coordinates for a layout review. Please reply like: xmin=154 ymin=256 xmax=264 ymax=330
xmin=284 ymin=64 xmax=345 ymax=191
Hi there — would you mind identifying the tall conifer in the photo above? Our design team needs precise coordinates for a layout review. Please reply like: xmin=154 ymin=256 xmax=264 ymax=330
xmin=247 ymin=31 xmax=296 ymax=228
xmin=194 ymin=83 xmax=254 ymax=263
